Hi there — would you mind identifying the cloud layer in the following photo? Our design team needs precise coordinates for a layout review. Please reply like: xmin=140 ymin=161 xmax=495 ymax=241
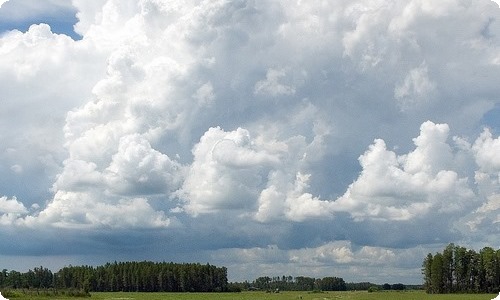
xmin=0 ymin=0 xmax=499 ymax=283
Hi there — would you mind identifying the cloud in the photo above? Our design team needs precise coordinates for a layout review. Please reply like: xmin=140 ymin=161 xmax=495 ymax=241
xmin=473 ymin=128 xmax=500 ymax=174
xmin=105 ymin=134 xmax=185 ymax=195
xmin=210 ymin=241 xmax=429 ymax=282
xmin=0 ymin=0 xmax=75 ymax=21
xmin=0 ymin=0 xmax=499 ymax=283
xmin=468 ymin=194 xmax=500 ymax=231
xmin=464 ymin=128 xmax=500 ymax=234
xmin=0 ymin=196 xmax=28 ymax=226
xmin=257 ymin=171 xmax=335 ymax=222
xmin=333 ymin=121 xmax=476 ymax=222
xmin=179 ymin=126 xmax=283 ymax=215
xmin=23 ymin=191 xmax=172 ymax=229
xmin=0 ymin=196 xmax=27 ymax=214
xmin=0 ymin=21 xmax=107 ymax=206
xmin=394 ymin=63 xmax=436 ymax=111
xmin=0 ymin=0 xmax=79 ymax=38
xmin=254 ymin=68 xmax=297 ymax=97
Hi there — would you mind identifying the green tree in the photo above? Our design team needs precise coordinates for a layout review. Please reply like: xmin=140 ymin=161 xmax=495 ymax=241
xmin=318 ymin=277 xmax=346 ymax=291
xmin=391 ymin=283 xmax=406 ymax=290
xmin=0 ymin=269 xmax=6 ymax=287
xmin=468 ymin=249 xmax=481 ymax=293
xmin=295 ymin=276 xmax=315 ymax=291
xmin=254 ymin=276 xmax=271 ymax=290
xmin=422 ymin=244 xmax=500 ymax=294
xmin=453 ymin=245 xmax=468 ymax=292
xmin=422 ymin=253 xmax=433 ymax=293
xmin=442 ymin=243 xmax=454 ymax=292
xmin=480 ymin=247 xmax=497 ymax=293
xmin=431 ymin=252 xmax=444 ymax=293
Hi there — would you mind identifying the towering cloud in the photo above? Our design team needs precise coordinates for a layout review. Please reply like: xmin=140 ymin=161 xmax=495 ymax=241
xmin=0 ymin=0 xmax=499 ymax=282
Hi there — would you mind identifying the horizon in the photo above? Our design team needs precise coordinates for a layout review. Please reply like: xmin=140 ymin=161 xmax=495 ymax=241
xmin=0 ymin=260 xmax=423 ymax=286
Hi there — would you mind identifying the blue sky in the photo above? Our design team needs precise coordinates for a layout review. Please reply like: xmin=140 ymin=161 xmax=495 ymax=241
xmin=0 ymin=0 xmax=499 ymax=284
xmin=0 ymin=0 xmax=80 ymax=39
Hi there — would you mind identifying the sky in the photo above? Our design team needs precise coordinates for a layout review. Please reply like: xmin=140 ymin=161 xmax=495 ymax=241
xmin=0 ymin=0 xmax=499 ymax=285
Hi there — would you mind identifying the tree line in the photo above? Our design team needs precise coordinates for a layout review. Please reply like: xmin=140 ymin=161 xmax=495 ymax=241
xmin=228 ymin=276 xmax=411 ymax=292
xmin=0 ymin=261 xmax=228 ymax=293
xmin=247 ymin=275 xmax=347 ymax=291
xmin=231 ymin=275 xmax=352 ymax=292
xmin=422 ymin=243 xmax=500 ymax=294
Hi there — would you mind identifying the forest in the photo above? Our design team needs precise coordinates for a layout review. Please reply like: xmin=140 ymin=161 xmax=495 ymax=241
xmin=0 ymin=261 xmax=228 ymax=293
xmin=219 ymin=276 xmax=412 ymax=292
xmin=231 ymin=275 xmax=347 ymax=291
xmin=0 ymin=261 xmax=359 ymax=294
xmin=422 ymin=244 xmax=500 ymax=294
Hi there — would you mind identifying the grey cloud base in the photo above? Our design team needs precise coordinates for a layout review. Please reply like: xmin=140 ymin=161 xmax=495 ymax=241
xmin=0 ymin=0 xmax=499 ymax=283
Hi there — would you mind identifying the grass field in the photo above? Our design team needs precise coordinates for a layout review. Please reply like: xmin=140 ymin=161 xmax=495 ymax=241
xmin=3 ymin=291 xmax=497 ymax=300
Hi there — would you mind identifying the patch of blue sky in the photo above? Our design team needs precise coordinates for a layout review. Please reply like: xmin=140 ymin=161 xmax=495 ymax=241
xmin=0 ymin=0 xmax=80 ymax=40
xmin=481 ymin=103 xmax=500 ymax=133
xmin=0 ymin=17 xmax=80 ymax=40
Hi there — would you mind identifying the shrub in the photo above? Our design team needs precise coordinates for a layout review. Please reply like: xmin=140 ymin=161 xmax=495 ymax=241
xmin=368 ymin=286 xmax=379 ymax=293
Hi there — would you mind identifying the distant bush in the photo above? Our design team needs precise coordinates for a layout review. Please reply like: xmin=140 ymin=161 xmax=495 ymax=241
xmin=63 ymin=288 xmax=91 ymax=297
xmin=367 ymin=286 xmax=379 ymax=293
xmin=226 ymin=283 xmax=242 ymax=293
xmin=1 ymin=289 xmax=23 ymax=298
xmin=392 ymin=283 xmax=406 ymax=290
xmin=0 ymin=288 xmax=90 ymax=298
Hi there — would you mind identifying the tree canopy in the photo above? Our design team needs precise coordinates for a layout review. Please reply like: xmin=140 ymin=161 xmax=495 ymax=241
xmin=0 ymin=261 xmax=228 ymax=293
xmin=422 ymin=244 xmax=500 ymax=294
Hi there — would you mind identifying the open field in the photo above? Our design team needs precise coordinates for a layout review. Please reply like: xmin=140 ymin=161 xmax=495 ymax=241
xmin=3 ymin=291 xmax=497 ymax=300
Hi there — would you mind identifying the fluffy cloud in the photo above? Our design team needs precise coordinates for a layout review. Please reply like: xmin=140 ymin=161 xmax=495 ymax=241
xmin=254 ymin=68 xmax=297 ymax=97
xmin=0 ymin=21 xmax=106 ymax=206
xmin=465 ymin=129 xmax=500 ymax=234
xmin=394 ymin=63 xmax=436 ymax=111
xmin=0 ymin=0 xmax=499 ymax=283
xmin=473 ymin=128 xmax=500 ymax=174
xmin=0 ymin=196 xmax=28 ymax=225
xmin=180 ymin=124 xmax=332 ymax=220
xmin=468 ymin=194 xmax=500 ymax=233
xmin=333 ymin=121 xmax=476 ymax=222
xmin=210 ymin=241 xmax=429 ymax=282
xmin=256 ymin=171 xmax=335 ymax=222
xmin=106 ymin=134 xmax=184 ymax=195
xmin=26 ymin=191 xmax=172 ymax=229
xmin=180 ymin=127 xmax=280 ymax=215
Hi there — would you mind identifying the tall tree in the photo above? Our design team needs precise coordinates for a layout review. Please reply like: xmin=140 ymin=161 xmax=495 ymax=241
xmin=442 ymin=243 xmax=454 ymax=292
xmin=422 ymin=244 xmax=500 ymax=294
xmin=453 ymin=245 xmax=468 ymax=292
xmin=430 ymin=252 xmax=444 ymax=293
xmin=422 ymin=253 xmax=433 ymax=293
xmin=480 ymin=247 xmax=497 ymax=293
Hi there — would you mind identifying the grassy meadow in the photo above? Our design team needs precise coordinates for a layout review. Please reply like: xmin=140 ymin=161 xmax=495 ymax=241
xmin=3 ymin=291 xmax=497 ymax=300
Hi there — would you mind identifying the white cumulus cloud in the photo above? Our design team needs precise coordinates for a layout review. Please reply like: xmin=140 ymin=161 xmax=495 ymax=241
xmin=333 ymin=121 xmax=476 ymax=222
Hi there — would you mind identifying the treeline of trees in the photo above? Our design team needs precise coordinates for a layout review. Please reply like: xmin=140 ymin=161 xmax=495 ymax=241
xmin=345 ymin=282 xmax=411 ymax=291
xmin=422 ymin=243 xmax=500 ymax=294
xmin=229 ymin=276 xmax=412 ymax=292
xmin=229 ymin=275 xmax=347 ymax=292
xmin=0 ymin=261 xmax=228 ymax=293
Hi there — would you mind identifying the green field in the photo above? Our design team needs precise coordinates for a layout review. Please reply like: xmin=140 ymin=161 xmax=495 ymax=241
xmin=4 ymin=291 xmax=497 ymax=300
